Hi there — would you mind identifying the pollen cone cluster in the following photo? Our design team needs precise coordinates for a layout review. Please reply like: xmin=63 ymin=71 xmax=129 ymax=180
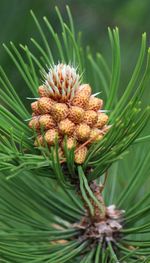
xmin=29 ymin=64 xmax=109 ymax=164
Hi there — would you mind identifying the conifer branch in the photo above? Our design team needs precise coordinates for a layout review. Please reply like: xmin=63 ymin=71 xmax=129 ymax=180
xmin=0 ymin=5 xmax=150 ymax=262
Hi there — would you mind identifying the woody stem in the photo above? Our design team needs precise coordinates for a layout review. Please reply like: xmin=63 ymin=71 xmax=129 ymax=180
xmin=78 ymin=166 xmax=106 ymax=221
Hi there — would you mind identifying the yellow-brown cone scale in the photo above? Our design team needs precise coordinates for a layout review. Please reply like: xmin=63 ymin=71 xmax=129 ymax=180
xmin=29 ymin=64 xmax=109 ymax=164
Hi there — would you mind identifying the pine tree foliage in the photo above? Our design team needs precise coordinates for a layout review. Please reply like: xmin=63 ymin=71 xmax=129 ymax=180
xmin=0 ymin=6 xmax=150 ymax=262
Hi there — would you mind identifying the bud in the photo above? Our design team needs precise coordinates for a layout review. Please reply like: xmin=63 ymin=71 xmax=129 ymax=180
xmin=44 ymin=129 xmax=59 ymax=145
xmin=39 ymin=114 xmax=55 ymax=130
xmin=76 ymin=84 xmax=91 ymax=97
xmin=75 ymin=123 xmax=91 ymax=142
xmin=68 ymin=106 xmax=84 ymax=124
xmin=71 ymin=85 xmax=91 ymax=109
xmin=88 ymin=97 xmax=103 ymax=111
xmin=31 ymin=101 xmax=40 ymax=115
xmin=89 ymin=128 xmax=103 ymax=143
xmin=51 ymin=103 xmax=68 ymax=122
xmin=38 ymin=97 xmax=55 ymax=114
xmin=58 ymin=118 xmax=75 ymax=136
xmin=83 ymin=110 xmax=98 ymax=127
xmin=95 ymin=113 xmax=109 ymax=129
xmin=38 ymin=85 xmax=50 ymax=97
xmin=71 ymin=93 xmax=89 ymax=108
xmin=28 ymin=117 xmax=40 ymax=130
xmin=74 ymin=146 xmax=88 ymax=164
xmin=44 ymin=64 xmax=80 ymax=101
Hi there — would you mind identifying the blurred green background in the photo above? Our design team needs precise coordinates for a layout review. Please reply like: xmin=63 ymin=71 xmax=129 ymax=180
xmin=0 ymin=0 xmax=150 ymax=99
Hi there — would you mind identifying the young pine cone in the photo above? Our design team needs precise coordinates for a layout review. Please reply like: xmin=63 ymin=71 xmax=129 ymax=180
xmin=89 ymin=128 xmax=103 ymax=143
xmin=68 ymin=106 xmax=85 ymax=124
xmin=51 ymin=103 xmax=68 ymax=122
xmin=58 ymin=118 xmax=75 ymax=136
xmin=88 ymin=96 xmax=103 ymax=111
xmin=44 ymin=129 xmax=59 ymax=145
xmin=95 ymin=113 xmax=109 ymax=129
xmin=61 ymin=137 xmax=76 ymax=150
xmin=39 ymin=114 xmax=55 ymax=130
xmin=29 ymin=117 xmax=40 ymax=130
xmin=83 ymin=110 xmax=98 ymax=127
xmin=74 ymin=146 xmax=88 ymax=164
xmin=28 ymin=64 xmax=110 ymax=164
xmin=75 ymin=123 xmax=91 ymax=142
xmin=38 ymin=97 xmax=55 ymax=114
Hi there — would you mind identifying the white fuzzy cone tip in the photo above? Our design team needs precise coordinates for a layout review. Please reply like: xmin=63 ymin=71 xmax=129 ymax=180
xmin=44 ymin=64 xmax=80 ymax=102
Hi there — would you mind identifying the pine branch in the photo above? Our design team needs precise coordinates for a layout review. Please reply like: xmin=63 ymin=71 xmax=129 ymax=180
xmin=0 ymin=5 xmax=150 ymax=263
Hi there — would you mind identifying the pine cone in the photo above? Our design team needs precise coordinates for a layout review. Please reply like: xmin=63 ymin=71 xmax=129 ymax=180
xmin=83 ymin=110 xmax=98 ymax=127
xmin=38 ymin=97 xmax=55 ymax=114
xmin=44 ymin=129 xmax=59 ymax=145
xmin=38 ymin=85 xmax=50 ymax=97
xmin=31 ymin=101 xmax=40 ymax=115
xmin=75 ymin=123 xmax=91 ymax=142
xmin=68 ymin=106 xmax=85 ymax=124
xmin=71 ymin=84 xmax=91 ymax=108
xmin=39 ymin=114 xmax=56 ymax=130
xmin=71 ymin=93 xmax=89 ymax=108
xmin=29 ymin=64 xmax=110 ymax=164
xmin=28 ymin=117 xmax=40 ymax=130
xmin=88 ymin=96 xmax=103 ymax=111
xmin=95 ymin=113 xmax=109 ymax=129
xmin=76 ymin=84 xmax=92 ymax=97
xmin=51 ymin=103 xmax=68 ymax=122
xmin=89 ymin=128 xmax=103 ymax=143
xmin=74 ymin=146 xmax=88 ymax=164
xmin=58 ymin=118 xmax=75 ymax=136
